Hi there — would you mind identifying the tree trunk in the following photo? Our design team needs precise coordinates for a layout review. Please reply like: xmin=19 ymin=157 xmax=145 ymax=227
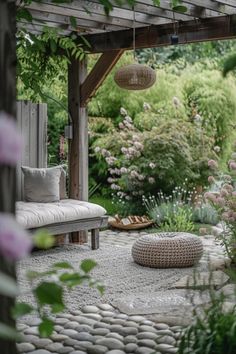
xmin=0 ymin=1 xmax=17 ymax=353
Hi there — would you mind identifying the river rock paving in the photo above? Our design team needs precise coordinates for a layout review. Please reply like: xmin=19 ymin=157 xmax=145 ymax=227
xmin=17 ymin=230 xmax=235 ymax=354
xmin=17 ymin=305 xmax=183 ymax=354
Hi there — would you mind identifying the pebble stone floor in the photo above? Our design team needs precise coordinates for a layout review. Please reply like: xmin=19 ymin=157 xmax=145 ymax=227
xmin=17 ymin=229 xmax=226 ymax=354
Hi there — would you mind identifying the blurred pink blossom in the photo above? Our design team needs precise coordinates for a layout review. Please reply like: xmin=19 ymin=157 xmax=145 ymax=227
xmin=208 ymin=176 xmax=215 ymax=184
xmin=208 ymin=159 xmax=218 ymax=169
xmin=229 ymin=161 xmax=236 ymax=170
xmin=119 ymin=122 xmax=125 ymax=129
xmin=204 ymin=192 xmax=216 ymax=202
xmin=0 ymin=112 xmax=22 ymax=165
xmin=215 ymin=197 xmax=225 ymax=207
xmin=0 ymin=213 xmax=32 ymax=261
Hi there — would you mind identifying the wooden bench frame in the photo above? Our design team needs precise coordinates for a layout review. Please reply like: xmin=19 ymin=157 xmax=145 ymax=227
xmin=29 ymin=216 xmax=108 ymax=250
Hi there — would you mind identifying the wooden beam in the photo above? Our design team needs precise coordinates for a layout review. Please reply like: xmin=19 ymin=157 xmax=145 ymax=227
xmin=68 ymin=57 xmax=88 ymax=243
xmin=0 ymin=1 xmax=17 ymax=353
xmin=183 ymin=0 xmax=236 ymax=14
xmin=81 ymin=15 xmax=236 ymax=53
xmin=80 ymin=49 xmax=124 ymax=107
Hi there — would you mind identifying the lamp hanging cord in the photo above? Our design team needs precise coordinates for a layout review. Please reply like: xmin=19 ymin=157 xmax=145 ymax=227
xmin=133 ymin=6 xmax=136 ymax=61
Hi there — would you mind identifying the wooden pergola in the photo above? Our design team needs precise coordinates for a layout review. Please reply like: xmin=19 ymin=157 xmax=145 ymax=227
xmin=16 ymin=0 xmax=236 ymax=207
xmin=0 ymin=2 xmax=236 ymax=351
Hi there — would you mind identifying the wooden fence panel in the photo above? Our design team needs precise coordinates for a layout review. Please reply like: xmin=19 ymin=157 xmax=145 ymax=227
xmin=16 ymin=101 xmax=47 ymax=200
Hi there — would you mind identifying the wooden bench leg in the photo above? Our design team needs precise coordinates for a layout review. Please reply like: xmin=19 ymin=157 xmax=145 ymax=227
xmin=91 ymin=229 xmax=99 ymax=250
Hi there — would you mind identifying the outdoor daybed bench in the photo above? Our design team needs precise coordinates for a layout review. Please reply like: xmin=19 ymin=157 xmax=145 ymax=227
xmin=16 ymin=199 xmax=108 ymax=250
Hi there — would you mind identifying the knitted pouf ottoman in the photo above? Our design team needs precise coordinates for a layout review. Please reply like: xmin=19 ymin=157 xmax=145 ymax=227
xmin=132 ymin=232 xmax=203 ymax=268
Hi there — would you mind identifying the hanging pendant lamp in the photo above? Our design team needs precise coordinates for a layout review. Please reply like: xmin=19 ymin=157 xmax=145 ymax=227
xmin=114 ymin=8 xmax=156 ymax=90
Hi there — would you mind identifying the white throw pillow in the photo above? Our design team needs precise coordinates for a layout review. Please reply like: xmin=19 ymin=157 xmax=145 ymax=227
xmin=21 ymin=166 xmax=64 ymax=202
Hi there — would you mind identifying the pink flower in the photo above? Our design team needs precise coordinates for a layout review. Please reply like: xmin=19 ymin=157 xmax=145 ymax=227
xmin=119 ymin=122 xmax=125 ymax=129
xmin=124 ymin=116 xmax=132 ymax=124
xmin=229 ymin=161 xmax=236 ymax=170
xmin=215 ymin=197 xmax=225 ymax=207
xmin=94 ymin=146 xmax=100 ymax=153
xmin=213 ymin=146 xmax=221 ymax=153
xmin=204 ymin=192 xmax=216 ymax=203
xmin=223 ymin=184 xmax=234 ymax=193
xmin=134 ymin=142 xmax=144 ymax=151
xmin=148 ymin=177 xmax=155 ymax=184
xmin=172 ymin=96 xmax=180 ymax=108
xmin=0 ymin=112 xmax=22 ymax=165
xmin=208 ymin=159 xmax=218 ymax=169
xmin=208 ymin=176 xmax=215 ymax=184
xmin=143 ymin=102 xmax=151 ymax=111
xmin=120 ymin=107 xmax=127 ymax=116
xmin=120 ymin=167 xmax=127 ymax=174
xmin=121 ymin=147 xmax=128 ymax=154
xmin=0 ymin=214 xmax=32 ymax=261
xmin=149 ymin=162 xmax=156 ymax=169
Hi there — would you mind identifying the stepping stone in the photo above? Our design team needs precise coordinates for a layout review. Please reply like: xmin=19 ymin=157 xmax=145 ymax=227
xmin=173 ymin=271 xmax=229 ymax=290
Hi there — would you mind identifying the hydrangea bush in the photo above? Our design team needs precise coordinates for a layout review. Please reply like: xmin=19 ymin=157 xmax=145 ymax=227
xmin=93 ymin=104 xmax=214 ymax=214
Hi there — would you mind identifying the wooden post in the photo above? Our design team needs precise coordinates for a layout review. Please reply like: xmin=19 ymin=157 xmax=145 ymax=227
xmin=68 ymin=57 xmax=88 ymax=243
xmin=0 ymin=1 xmax=17 ymax=353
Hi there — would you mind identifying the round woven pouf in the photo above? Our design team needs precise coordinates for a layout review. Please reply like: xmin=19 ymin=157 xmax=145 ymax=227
xmin=132 ymin=232 xmax=203 ymax=268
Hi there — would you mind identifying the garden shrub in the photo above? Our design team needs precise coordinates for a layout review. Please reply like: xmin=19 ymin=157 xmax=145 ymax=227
xmin=192 ymin=202 xmax=219 ymax=225
xmin=93 ymin=108 xmax=214 ymax=213
xmin=182 ymin=67 xmax=236 ymax=163
xmin=178 ymin=294 xmax=236 ymax=354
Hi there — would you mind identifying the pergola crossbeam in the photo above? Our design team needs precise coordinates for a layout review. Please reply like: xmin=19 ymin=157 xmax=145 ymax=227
xmin=80 ymin=14 xmax=236 ymax=53
xmin=80 ymin=49 xmax=125 ymax=107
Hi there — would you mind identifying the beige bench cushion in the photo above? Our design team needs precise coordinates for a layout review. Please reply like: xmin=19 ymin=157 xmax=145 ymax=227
xmin=16 ymin=199 xmax=106 ymax=229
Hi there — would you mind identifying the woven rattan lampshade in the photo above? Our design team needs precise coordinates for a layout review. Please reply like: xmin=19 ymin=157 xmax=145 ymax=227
xmin=114 ymin=63 xmax=156 ymax=90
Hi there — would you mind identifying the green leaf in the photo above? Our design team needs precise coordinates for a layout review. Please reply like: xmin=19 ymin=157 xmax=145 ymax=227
xmin=172 ymin=5 xmax=188 ymax=13
xmin=53 ymin=262 xmax=74 ymax=270
xmin=80 ymin=259 xmax=97 ymax=273
xmin=11 ymin=303 xmax=34 ymax=319
xmin=0 ymin=271 xmax=19 ymax=298
xmin=152 ymin=0 xmax=161 ymax=5
xmin=223 ymin=53 xmax=236 ymax=77
xmin=51 ymin=303 xmax=65 ymax=313
xmin=33 ymin=230 xmax=55 ymax=249
xmin=39 ymin=318 xmax=54 ymax=337
xmin=34 ymin=282 xmax=64 ymax=309
xmin=16 ymin=8 xmax=33 ymax=22
xmin=70 ymin=16 xmax=77 ymax=29
xmin=59 ymin=273 xmax=84 ymax=287
xmin=97 ymin=284 xmax=105 ymax=295
xmin=50 ymin=39 xmax=57 ymax=54
xmin=0 ymin=322 xmax=21 ymax=341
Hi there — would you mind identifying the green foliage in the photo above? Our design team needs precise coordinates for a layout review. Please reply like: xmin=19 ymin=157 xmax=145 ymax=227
xmin=192 ymin=202 xmax=219 ymax=225
xmin=143 ymin=185 xmax=194 ymax=225
xmin=0 ymin=271 xmax=19 ymax=298
xmin=223 ymin=53 xmax=236 ymax=77
xmin=33 ymin=230 xmax=55 ymax=249
xmin=160 ymin=208 xmax=194 ymax=232
xmin=39 ymin=318 xmax=54 ymax=337
xmin=178 ymin=296 xmax=236 ymax=354
xmin=11 ymin=303 xmax=34 ymax=319
xmin=182 ymin=68 xmax=236 ymax=163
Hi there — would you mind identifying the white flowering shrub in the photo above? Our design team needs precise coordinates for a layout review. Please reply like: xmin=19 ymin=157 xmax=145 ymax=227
xmin=93 ymin=105 xmax=214 ymax=214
